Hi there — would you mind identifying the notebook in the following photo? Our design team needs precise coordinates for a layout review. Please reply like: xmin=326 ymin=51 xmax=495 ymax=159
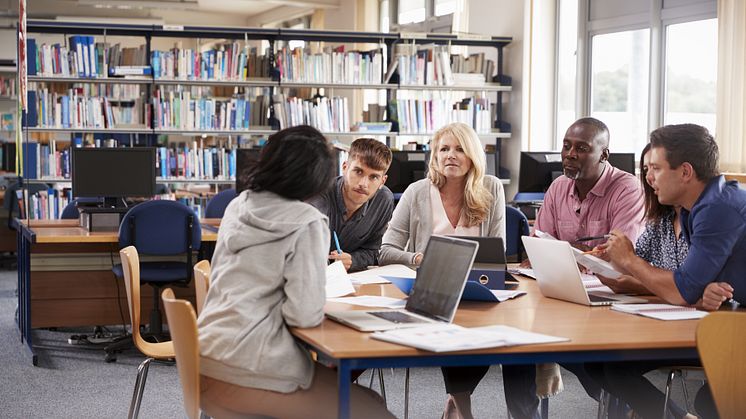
xmin=521 ymin=236 xmax=648 ymax=306
xmin=611 ymin=304 xmax=708 ymax=321
xmin=326 ymin=235 xmax=478 ymax=332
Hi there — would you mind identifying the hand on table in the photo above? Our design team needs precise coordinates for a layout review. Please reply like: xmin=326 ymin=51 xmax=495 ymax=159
xmin=700 ymin=282 xmax=734 ymax=311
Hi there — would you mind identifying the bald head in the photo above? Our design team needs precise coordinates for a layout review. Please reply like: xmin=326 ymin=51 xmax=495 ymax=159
xmin=570 ymin=117 xmax=610 ymax=149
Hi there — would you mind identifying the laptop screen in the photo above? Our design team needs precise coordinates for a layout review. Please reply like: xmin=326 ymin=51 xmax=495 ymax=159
xmin=406 ymin=236 xmax=478 ymax=322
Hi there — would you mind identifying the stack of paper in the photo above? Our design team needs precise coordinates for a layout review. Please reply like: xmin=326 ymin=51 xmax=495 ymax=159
xmin=611 ymin=304 xmax=708 ymax=321
xmin=371 ymin=324 xmax=569 ymax=352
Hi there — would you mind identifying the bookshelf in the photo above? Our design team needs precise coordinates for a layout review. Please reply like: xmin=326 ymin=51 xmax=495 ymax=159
xmin=20 ymin=21 xmax=514 ymax=218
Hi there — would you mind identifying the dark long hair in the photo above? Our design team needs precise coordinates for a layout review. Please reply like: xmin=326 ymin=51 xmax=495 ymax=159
xmin=247 ymin=125 xmax=336 ymax=201
xmin=640 ymin=142 xmax=673 ymax=223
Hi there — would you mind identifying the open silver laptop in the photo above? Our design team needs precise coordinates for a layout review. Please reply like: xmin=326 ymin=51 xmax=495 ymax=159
xmin=326 ymin=235 xmax=479 ymax=332
xmin=522 ymin=236 xmax=647 ymax=306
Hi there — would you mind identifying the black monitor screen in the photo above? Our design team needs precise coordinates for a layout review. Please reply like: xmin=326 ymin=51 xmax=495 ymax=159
xmin=607 ymin=153 xmax=635 ymax=175
xmin=72 ymin=148 xmax=156 ymax=198
xmin=519 ymin=151 xmax=637 ymax=192
xmin=235 ymin=148 xmax=262 ymax=193
xmin=385 ymin=151 xmax=429 ymax=193
xmin=518 ymin=152 xmax=563 ymax=193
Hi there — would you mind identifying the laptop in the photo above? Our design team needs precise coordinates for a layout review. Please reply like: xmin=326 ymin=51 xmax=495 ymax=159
xmin=521 ymin=236 xmax=647 ymax=306
xmin=326 ymin=235 xmax=479 ymax=332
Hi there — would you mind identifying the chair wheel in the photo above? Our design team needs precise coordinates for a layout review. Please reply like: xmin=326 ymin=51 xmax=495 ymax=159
xmin=104 ymin=353 xmax=118 ymax=363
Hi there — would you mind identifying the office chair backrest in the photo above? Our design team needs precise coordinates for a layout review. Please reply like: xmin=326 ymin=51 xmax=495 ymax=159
xmin=60 ymin=200 xmax=80 ymax=220
xmin=120 ymin=246 xmax=147 ymax=349
xmin=193 ymin=260 xmax=211 ymax=316
xmin=119 ymin=200 xmax=202 ymax=255
xmin=162 ymin=288 xmax=201 ymax=419
xmin=204 ymin=188 xmax=238 ymax=218
xmin=505 ymin=206 xmax=530 ymax=259
xmin=697 ymin=311 xmax=746 ymax=419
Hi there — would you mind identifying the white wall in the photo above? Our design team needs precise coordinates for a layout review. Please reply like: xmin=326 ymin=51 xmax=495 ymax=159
xmin=467 ymin=0 xmax=527 ymax=199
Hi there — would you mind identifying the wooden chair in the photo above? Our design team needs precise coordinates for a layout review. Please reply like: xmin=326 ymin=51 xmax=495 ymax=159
xmin=696 ymin=311 xmax=746 ymax=419
xmin=120 ymin=246 xmax=175 ymax=419
xmin=193 ymin=260 xmax=211 ymax=316
xmin=162 ymin=288 xmax=207 ymax=419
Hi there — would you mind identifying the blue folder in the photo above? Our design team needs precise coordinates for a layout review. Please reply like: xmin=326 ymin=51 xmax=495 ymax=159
xmin=383 ymin=275 xmax=508 ymax=303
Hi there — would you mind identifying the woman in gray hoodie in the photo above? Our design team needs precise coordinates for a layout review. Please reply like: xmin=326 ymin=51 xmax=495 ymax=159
xmin=198 ymin=126 xmax=394 ymax=418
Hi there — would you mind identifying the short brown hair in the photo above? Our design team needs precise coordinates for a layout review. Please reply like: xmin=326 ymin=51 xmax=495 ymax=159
xmin=649 ymin=124 xmax=719 ymax=182
xmin=348 ymin=138 xmax=392 ymax=172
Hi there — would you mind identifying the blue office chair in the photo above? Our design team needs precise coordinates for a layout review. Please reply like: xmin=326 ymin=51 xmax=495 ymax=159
xmin=105 ymin=200 xmax=201 ymax=361
xmin=204 ymin=188 xmax=237 ymax=218
xmin=60 ymin=200 xmax=81 ymax=220
xmin=505 ymin=206 xmax=530 ymax=262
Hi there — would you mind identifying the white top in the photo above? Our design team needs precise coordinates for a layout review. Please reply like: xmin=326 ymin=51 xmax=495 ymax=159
xmin=429 ymin=184 xmax=480 ymax=236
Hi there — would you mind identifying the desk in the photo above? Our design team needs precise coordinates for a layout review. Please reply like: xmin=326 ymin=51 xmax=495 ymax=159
xmin=292 ymin=280 xmax=700 ymax=419
xmin=15 ymin=218 xmax=219 ymax=365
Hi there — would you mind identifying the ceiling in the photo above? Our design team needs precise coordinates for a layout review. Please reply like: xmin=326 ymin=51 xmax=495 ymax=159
xmin=2 ymin=0 xmax=341 ymax=27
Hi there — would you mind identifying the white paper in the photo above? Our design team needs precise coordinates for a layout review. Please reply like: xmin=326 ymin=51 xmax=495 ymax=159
xmin=490 ymin=290 xmax=527 ymax=302
xmin=572 ymin=249 xmax=622 ymax=279
xmin=325 ymin=261 xmax=355 ymax=298
xmin=328 ymin=295 xmax=407 ymax=308
xmin=371 ymin=323 xmax=569 ymax=352
xmin=348 ymin=264 xmax=416 ymax=285
xmin=581 ymin=273 xmax=615 ymax=294
xmin=508 ymin=268 xmax=536 ymax=279
xmin=611 ymin=303 xmax=708 ymax=321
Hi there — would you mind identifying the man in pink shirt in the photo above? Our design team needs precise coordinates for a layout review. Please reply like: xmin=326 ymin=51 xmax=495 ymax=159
xmin=534 ymin=117 xmax=644 ymax=249
xmin=529 ymin=117 xmax=645 ymax=404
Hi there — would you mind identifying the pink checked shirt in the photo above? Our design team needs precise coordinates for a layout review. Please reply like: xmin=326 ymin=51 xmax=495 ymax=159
xmin=534 ymin=164 xmax=645 ymax=248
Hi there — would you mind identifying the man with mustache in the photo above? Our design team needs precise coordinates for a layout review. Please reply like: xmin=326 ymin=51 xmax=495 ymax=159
xmin=529 ymin=117 xmax=645 ymax=404
xmin=310 ymin=137 xmax=394 ymax=272
xmin=534 ymin=117 xmax=645 ymax=250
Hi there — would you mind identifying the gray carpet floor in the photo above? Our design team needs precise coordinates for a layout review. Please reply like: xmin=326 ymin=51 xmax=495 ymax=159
xmin=0 ymin=268 xmax=703 ymax=418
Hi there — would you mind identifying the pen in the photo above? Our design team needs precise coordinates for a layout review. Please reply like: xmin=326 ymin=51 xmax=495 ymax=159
xmin=581 ymin=249 xmax=603 ymax=255
xmin=574 ymin=234 xmax=611 ymax=243
xmin=333 ymin=231 xmax=343 ymax=255
xmin=727 ymin=298 xmax=740 ymax=310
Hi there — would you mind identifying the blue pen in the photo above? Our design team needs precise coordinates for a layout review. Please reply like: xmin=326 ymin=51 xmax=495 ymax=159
xmin=333 ymin=231 xmax=343 ymax=255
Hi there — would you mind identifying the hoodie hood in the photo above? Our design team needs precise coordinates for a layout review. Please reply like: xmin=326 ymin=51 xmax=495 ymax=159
xmin=220 ymin=190 xmax=327 ymax=254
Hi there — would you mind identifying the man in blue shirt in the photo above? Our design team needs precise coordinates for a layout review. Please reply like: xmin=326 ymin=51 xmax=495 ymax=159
xmin=598 ymin=124 xmax=737 ymax=419
xmin=601 ymin=123 xmax=745 ymax=306
xmin=309 ymin=137 xmax=394 ymax=272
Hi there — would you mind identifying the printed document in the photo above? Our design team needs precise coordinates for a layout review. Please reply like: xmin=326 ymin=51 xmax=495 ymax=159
xmin=325 ymin=261 xmax=355 ymax=298
xmin=348 ymin=264 xmax=416 ymax=285
xmin=611 ymin=304 xmax=708 ymax=321
xmin=371 ymin=323 xmax=569 ymax=352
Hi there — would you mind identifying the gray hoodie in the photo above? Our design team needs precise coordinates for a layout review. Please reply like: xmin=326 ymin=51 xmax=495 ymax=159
xmin=198 ymin=189 xmax=329 ymax=393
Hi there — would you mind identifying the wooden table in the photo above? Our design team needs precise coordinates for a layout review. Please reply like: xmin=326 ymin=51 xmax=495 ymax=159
xmin=15 ymin=218 xmax=219 ymax=365
xmin=292 ymin=279 xmax=700 ymax=419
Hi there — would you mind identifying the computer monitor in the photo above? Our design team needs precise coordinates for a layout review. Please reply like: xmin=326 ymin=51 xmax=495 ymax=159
xmin=235 ymin=148 xmax=262 ymax=193
xmin=385 ymin=150 xmax=429 ymax=194
xmin=519 ymin=151 xmax=637 ymax=193
xmin=607 ymin=153 xmax=635 ymax=175
xmin=72 ymin=147 xmax=156 ymax=207
xmin=518 ymin=151 xmax=563 ymax=193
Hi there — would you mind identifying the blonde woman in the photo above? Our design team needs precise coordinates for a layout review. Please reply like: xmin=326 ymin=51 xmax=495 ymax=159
xmin=379 ymin=123 xmax=538 ymax=419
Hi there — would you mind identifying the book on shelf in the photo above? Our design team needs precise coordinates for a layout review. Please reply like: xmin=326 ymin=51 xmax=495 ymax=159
xmin=271 ymin=93 xmax=349 ymax=132
xmin=610 ymin=304 xmax=708 ymax=321
xmin=109 ymin=66 xmax=152 ymax=76
xmin=25 ymin=87 xmax=144 ymax=129
xmin=391 ymin=96 xmax=493 ymax=134
xmin=277 ymin=45 xmax=383 ymax=85
xmin=152 ymin=43 xmax=271 ymax=81
xmin=151 ymin=88 xmax=268 ymax=131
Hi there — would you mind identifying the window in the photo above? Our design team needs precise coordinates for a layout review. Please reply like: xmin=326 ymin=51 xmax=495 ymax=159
xmin=590 ymin=29 xmax=650 ymax=154
xmin=398 ymin=0 xmax=426 ymax=25
xmin=555 ymin=0 xmax=579 ymax=146
xmin=434 ymin=0 xmax=457 ymax=16
xmin=664 ymin=18 xmax=717 ymax=134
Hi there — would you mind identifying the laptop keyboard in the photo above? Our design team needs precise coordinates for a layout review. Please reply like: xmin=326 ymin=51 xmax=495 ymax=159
xmin=369 ymin=311 xmax=422 ymax=324
xmin=588 ymin=293 xmax=616 ymax=303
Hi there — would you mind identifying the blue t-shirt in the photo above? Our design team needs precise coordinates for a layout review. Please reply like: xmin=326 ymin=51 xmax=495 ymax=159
xmin=675 ymin=176 xmax=746 ymax=304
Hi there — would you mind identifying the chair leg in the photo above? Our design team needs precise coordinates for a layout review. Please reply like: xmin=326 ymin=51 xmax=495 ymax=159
xmin=404 ymin=368 xmax=410 ymax=419
xmin=680 ymin=370 xmax=691 ymax=411
xmin=377 ymin=368 xmax=387 ymax=406
xmin=128 ymin=357 xmax=153 ymax=419
xmin=662 ymin=369 xmax=678 ymax=419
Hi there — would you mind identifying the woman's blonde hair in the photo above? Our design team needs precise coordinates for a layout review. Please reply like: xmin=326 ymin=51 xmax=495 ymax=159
xmin=427 ymin=122 xmax=493 ymax=226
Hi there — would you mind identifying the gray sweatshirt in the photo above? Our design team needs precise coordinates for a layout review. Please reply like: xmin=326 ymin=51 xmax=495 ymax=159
xmin=198 ymin=189 xmax=329 ymax=393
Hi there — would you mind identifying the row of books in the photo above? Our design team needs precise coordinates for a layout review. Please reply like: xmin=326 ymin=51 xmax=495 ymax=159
xmin=272 ymin=93 xmax=349 ymax=132
xmin=27 ymin=37 xmax=147 ymax=78
xmin=1 ymin=76 xmax=15 ymax=97
xmin=152 ymin=43 xmax=271 ymax=80
xmin=26 ymin=89 xmax=144 ymax=129
xmin=392 ymin=96 xmax=494 ymax=134
xmin=28 ymin=81 xmax=143 ymax=101
xmin=276 ymin=46 xmax=383 ymax=85
xmin=156 ymin=145 xmax=237 ymax=180
xmin=150 ymin=89 xmax=268 ymax=131
xmin=390 ymin=44 xmax=455 ymax=86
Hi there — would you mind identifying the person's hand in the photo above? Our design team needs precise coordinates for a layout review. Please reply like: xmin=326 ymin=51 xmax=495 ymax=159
xmin=413 ymin=252 xmax=423 ymax=266
xmin=519 ymin=258 xmax=532 ymax=268
xmin=597 ymin=274 xmax=647 ymax=294
xmin=700 ymin=282 xmax=734 ymax=311
xmin=329 ymin=251 xmax=352 ymax=271
xmin=596 ymin=230 xmax=635 ymax=267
